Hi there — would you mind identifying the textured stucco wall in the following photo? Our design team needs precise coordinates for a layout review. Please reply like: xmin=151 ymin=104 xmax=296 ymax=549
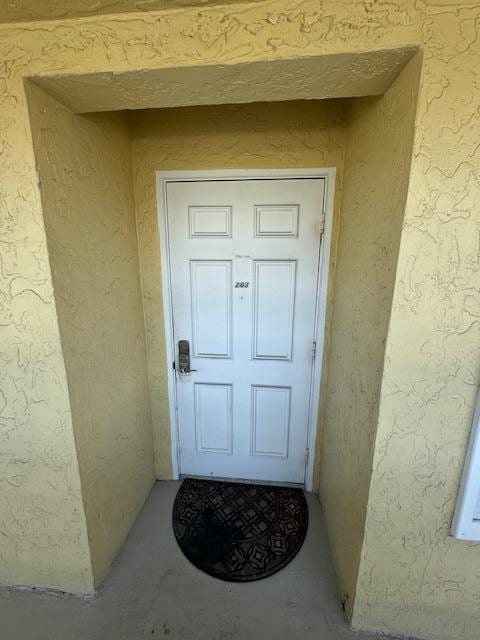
xmin=32 ymin=47 xmax=416 ymax=114
xmin=131 ymin=100 xmax=347 ymax=478
xmin=25 ymin=83 xmax=155 ymax=586
xmin=0 ymin=52 xmax=95 ymax=597
xmin=0 ymin=2 xmax=478 ymax=637
xmin=352 ymin=6 xmax=480 ymax=639
xmin=318 ymin=53 xmax=422 ymax=616
xmin=0 ymin=0 xmax=266 ymax=23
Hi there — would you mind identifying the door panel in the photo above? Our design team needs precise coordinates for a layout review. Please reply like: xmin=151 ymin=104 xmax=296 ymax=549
xmin=167 ymin=177 xmax=325 ymax=484
xmin=254 ymin=205 xmax=299 ymax=237
xmin=253 ymin=260 xmax=296 ymax=360
xmin=251 ymin=385 xmax=291 ymax=458
xmin=194 ymin=383 xmax=233 ymax=454
xmin=189 ymin=206 xmax=232 ymax=237
xmin=190 ymin=260 xmax=232 ymax=358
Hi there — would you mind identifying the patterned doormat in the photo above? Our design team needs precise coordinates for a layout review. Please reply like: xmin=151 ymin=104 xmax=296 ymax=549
xmin=172 ymin=477 xmax=308 ymax=582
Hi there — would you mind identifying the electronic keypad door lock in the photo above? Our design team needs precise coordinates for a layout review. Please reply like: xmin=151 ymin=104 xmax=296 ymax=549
xmin=178 ymin=340 xmax=197 ymax=374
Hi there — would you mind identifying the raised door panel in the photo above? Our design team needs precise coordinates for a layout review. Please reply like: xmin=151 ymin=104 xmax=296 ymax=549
xmin=254 ymin=205 xmax=299 ymax=237
xmin=251 ymin=385 xmax=291 ymax=458
xmin=191 ymin=260 xmax=232 ymax=358
xmin=252 ymin=260 xmax=296 ymax=360
xmin=189 ymin=206 xmax=232 ymax=238
xmin=194 ymin=383 xmax=233 ymax=454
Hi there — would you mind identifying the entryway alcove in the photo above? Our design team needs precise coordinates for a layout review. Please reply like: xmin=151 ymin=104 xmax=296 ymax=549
xmin=24 ymin=45 xmax=421 ymax=616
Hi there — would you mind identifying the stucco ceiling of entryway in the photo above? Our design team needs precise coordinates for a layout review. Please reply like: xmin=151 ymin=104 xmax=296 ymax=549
xmin=0 ymin=0 xmax=265 ymax=23
xmin=30 ymin=46 xmax=418 ymax=114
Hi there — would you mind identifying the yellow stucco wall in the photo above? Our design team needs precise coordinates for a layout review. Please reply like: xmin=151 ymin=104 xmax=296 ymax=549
xmin=0 ymin=0 xmax=266 ymax=24
xmin=131 ymin=100 xmax=347 ymax=479
xmin=352 ymin=6 xmax=480 ymax=639
xmin=0 ymin=2 xmax=478 ymax=638
xmin=318 ymin=53 xmax=422 ymax=615
xmin=25 ymin=84 xmax=155 ymax=586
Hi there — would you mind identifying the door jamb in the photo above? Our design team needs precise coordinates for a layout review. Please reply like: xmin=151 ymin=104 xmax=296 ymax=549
xmin=155 ymin=168 xmax=335 ymax=491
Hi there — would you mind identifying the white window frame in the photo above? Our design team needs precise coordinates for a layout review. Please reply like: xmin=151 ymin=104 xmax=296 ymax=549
xmin=452 ymin=389 xmax=480 ymax=541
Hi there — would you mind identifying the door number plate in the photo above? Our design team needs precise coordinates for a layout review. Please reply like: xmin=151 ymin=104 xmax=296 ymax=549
xmin=235 ymin=282 xmax=249 ymax=288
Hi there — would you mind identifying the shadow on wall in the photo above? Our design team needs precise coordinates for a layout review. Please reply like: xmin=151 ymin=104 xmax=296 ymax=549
xmin=25 ymin=81 xmax=156 ymax=590
xmin=317 ymin=53 xmax=422 ymax=621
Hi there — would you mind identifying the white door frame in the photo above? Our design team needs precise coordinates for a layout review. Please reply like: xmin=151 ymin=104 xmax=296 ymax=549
xmin=155 ymin=168 xmax=335 ymax=491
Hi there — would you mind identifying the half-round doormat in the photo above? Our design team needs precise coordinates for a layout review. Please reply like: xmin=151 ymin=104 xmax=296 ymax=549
xmin=172 ymin=477 xmax=308 ymax=582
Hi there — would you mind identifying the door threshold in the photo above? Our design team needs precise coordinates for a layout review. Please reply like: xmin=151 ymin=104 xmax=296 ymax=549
xmin=179 ymin=473 xmax=305 ymax=490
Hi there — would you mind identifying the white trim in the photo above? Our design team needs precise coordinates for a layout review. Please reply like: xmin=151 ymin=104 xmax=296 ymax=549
xmin=157 ymin=177 xmax=181 ymax=479
xmin=155 ymin=168 xmax=336 ymax=490
xmin=452 ymin=389 xmax=480 ymax=541
xmin=305 ymin=168 xmax=336 ymax=491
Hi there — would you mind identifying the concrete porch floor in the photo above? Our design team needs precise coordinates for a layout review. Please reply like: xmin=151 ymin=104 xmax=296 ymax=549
xmin=0 ymin=481 xmax=384 ymax=640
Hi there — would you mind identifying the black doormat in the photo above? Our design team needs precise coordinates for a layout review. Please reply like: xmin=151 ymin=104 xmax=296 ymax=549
xmin=172 ymin=477 xmax=308 ymax=582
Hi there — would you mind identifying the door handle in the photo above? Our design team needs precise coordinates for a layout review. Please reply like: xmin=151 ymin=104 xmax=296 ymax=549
xmin=178 ymin=340 xmax=197 ymax=374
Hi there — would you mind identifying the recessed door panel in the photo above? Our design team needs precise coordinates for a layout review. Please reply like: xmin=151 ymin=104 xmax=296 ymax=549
xmin=251 ymin=385 xmax=291 ymax=457
xmin=189 ymin=206 xmax=232 ymax=238
xmin=255 ymin=204 xmax=299 ymax=237
xmin=194 ymin=383 xmax=233 ymax=453
xmin=191 ymin=260 xmax=232 ymax=358
xmin=253 ymin=260 xmax=296 ymax=360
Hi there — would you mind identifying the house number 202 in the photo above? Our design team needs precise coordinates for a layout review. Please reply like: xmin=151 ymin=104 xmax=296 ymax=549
xmin=235 ymin=282 xmax=249 ymax=288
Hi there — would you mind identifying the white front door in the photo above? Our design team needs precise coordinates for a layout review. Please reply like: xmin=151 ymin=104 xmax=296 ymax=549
xmin=167 ymin=177 xmax=325 ymax=484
